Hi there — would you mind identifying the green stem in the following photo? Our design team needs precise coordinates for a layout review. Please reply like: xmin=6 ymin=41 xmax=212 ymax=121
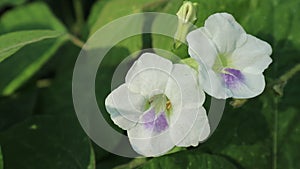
xmin=273 ymin=63 xmax=300 ymax=96
xmin=68 ymin=34 xmax=85 ymax=48
xmin=73 ymin=0 xmax=84 ymax=34
xmin=279 ymin=63 xmax=300 ymax=82
xmin=113 ymin=158 xmax=147 ymax=169
xmin=273 ymin=97 xmax=279 ymax=169
xmin=271 ymin=64 xmax=300 ymax=168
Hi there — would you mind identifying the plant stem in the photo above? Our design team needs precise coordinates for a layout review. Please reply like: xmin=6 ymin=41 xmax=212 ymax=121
xmin=68 ymin=34 xmax=85 ymax=48
xmin=113 ymin=158 xmax=147 ymax=169
xmin=73 ymin=0 xmax=84 ymax=34
xmin=273 ymin=97 xmax=279 ymax=169
xmin=271 ymin=63 xmax=300 ymax=168
xmin=279 ymin=63 xmax=300 ymax=82
xmin=273 ymin=63 xmax=300 ymax=96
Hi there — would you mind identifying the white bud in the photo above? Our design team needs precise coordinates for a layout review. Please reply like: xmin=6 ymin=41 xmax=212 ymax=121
xmin=176 ymin=1 xmax=197 ymax=23
xmin=174 ymin=1 xmax=198 ymax=49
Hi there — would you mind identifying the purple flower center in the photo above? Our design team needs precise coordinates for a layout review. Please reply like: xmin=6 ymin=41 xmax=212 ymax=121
xmin=142 ymin=108 xmax=169 ymax=133
xmin=221 ymin=68 xmax=244 ymax=88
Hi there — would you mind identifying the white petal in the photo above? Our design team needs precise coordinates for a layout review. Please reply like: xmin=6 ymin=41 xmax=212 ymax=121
xmin=231 ymin=34 xmax=272 ymax=74
xmin=204 ymin=13 xmax=247 ymax=53
xmin=164 ymin=63 xmax=204 ymax=133
xmin=127 ymin=117 xmax=174 ymax=157
xmin=105 ymin=84 xmax=146 ymax=130
xmin=165 ymin=63 xmax=205 ymax=110
xmin=198 ymin=62 xmax=229 ymax=99
xmin=125 ymin=53 xmax=173 ymax=97
xmin=170 ymin=106 xmax=210 ymax=147
xmin=230 ymin=72 xmax=266 ymax=98
xmin=164 ymin=64 xmax=209 ymax=146
xmin=187 ymin=27 xmax=218 ymax=68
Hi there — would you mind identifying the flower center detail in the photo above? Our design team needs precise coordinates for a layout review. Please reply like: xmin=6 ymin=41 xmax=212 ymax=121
xmin=142 ymin=94 xmax=172 ymax=133
xmin=221 ymin=68 xmax=244 ymax=88
xmin=212 ymin=53 xmax=231 ymax=72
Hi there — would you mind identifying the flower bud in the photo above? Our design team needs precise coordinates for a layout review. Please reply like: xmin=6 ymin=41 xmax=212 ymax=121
xmin=176 ymin=1 xmax=197 ymax=23
xmin=174 ymin=1 xmax=198 ymax=49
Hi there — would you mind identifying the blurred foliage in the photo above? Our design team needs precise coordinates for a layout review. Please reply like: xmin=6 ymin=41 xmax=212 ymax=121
xmin=0 ymin=0 xmax=299 ymax=169
xmin=0 ymin=146 xmax=2 ymax=169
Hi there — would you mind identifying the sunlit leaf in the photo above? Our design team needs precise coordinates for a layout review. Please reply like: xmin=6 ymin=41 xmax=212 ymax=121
xmin=0 ymin=2 xmax=66 ymax=34
xmin=0 ymin=30 xmax=64 ymax=63
xmin=0 ymin=2 xmax=68 ymax=95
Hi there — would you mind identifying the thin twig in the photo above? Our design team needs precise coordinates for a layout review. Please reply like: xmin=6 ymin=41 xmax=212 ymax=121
xmin=279 ymin=63 xmax=300 ymax=82
xmin=68 ymin=34 xmax=85 ymax=48
xmin=273 ymin=97 xmax=279 ymax=169
xmin=273 ymin=63 xmax=300 ymax=96
xmin=73 ymin=0 xmax=84 ymax=34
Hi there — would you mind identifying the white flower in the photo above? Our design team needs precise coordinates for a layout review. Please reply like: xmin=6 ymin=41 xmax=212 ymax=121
xmin=186 ymin=13 xmax=272 ymax=99
xmin=105 ymin=53 xmax=210 ymax=157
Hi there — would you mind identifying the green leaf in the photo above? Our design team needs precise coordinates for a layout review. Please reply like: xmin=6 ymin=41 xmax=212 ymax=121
xmin=37 ymin=42 xmax=113 ymax=161
xmin=87 ymin=0 xmax=164 ymax=36
xmin=277 ymin=108 xmax=300 ymax=169
xmin=0 ymin=0 xmax=26 ymax=8
xmin=0 ymin=30 xmax=64 ymax=63
xmin=0 ymin=36 xmax=67 ymax=95
xmin=86 ymin=0 xmax=166 ymax=59
xmin=0 ymin=87 xmax=37 ymax=132
xmin=0 ymin=2 xmax=68 ymax=95
xmin=0 ymin=145 xmax=3 ymax=169
xmin=37 ymin=42 xmax=81 ymax=116
xmin=270 ymin=68 xmax=300 ymax=168
xmin=0 ymin=2 xmax=66 ymax=34
xmin=201 ymin=97 xmax=271 ymax=169
xmin=0 ymin=114 xmax=95 ymax=169
xmin=139 ymin=152 xmax=237 ymax=169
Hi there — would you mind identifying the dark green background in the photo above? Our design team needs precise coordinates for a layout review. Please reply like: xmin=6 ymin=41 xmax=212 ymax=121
xmin=0 ymin=0 xmax=299 ymax=168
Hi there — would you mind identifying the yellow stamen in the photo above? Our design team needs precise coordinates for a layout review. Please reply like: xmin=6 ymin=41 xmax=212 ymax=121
xmin=166 ymin=100 xmax=172 ymax=110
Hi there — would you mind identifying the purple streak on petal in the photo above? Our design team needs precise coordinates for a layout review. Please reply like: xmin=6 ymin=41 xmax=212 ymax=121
xmin=153 ymin=113 xmax=169 ymax=133
xmin=142 ymin=109 xmax=169 ymax=133
xmin=142 ymin=108 xmax=156 ymax=130
xmin=221 ymin=68 xmax=244 ymax=88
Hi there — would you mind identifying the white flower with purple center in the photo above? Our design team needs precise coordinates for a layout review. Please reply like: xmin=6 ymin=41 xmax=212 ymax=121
xmin=187 ymin=13 xmax=272 ymax=99
xmin=105 ymin=53 xmax=210 ymax=157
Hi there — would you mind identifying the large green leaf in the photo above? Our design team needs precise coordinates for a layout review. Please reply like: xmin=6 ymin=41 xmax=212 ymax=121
xmin=86 ymin=0 xmax=166 ymax=58
xmin=37 ymin=42 xmax=133 ymax=163
xmin=270 ymin=67 xmax=300 ymax=169
xmin=37 ymin=42 xmax=80 ymax=116
xmin=277 ymin=108 xmax=300 ymax=169
xmin=0 ymin=86 xmax=37 ymax=132
xmin=0 ymin=2 xmax=68 ymax=95
xmin=0 ymin=114 xmax=95 ymax=169
xmin=0 ymin=2 xmax=66 ymax=34
xmin=0 ymin=37 xmax=67 ymax=95
xmin=200 ymin=97 xmax=271 ymax=169
xmin=0 ymin=30 xmax=64 ymax=63
xmin=87 ymin=0 xmax=164 ymax=36
xmin=139 ymin=152 xmax=237 ymax=169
